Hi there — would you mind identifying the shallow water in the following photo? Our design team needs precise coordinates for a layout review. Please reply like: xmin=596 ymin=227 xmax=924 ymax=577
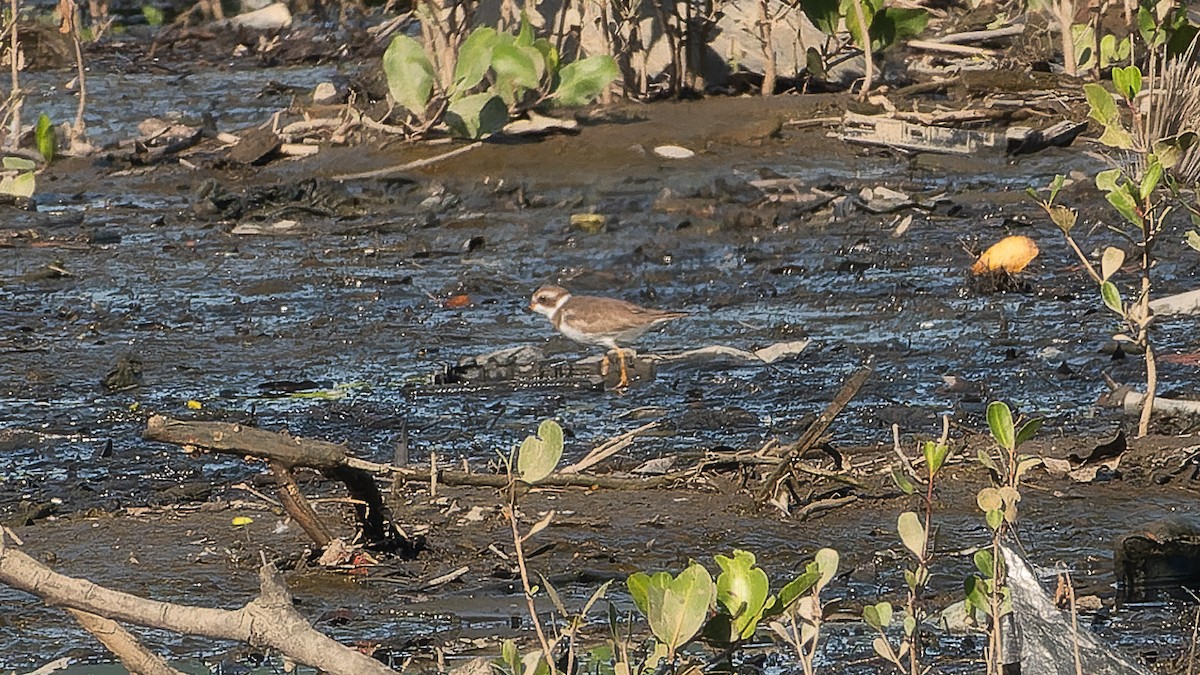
xmin=2 ymin=64 xmax=1200 ymax=671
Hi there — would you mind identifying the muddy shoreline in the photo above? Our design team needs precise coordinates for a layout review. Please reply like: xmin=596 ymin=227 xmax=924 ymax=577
xmin=3 ymin=66 xmax=1200 ymax=672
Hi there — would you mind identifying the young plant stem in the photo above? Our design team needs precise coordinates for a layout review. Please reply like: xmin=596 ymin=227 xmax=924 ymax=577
xmin=849 ymin=0 xmax=873 ymax=100
xmin=757 ymin=0 xmax=776 ymax=95
xmin=504 ymin=502 xmax=559 ymax=675
xmin=5 ymin=0 xmax=19 ymax=150
xmin=1055 ymin=0 xmax=1077 ymax=76
xmin=1136 ymin=233 xmax=1156 ymax=437
xmin=68 ymin=5 xmax=86 ymax=141
xmin=1062 ymin=568 xmax=1084 ymax=675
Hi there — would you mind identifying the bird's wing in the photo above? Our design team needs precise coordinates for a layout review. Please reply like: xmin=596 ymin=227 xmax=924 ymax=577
xmin=562 ymin=297 xmax=685 ymax=334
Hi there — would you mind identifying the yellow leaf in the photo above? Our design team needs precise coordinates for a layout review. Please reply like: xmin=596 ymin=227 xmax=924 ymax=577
xmin=231 ymin=516 xmax=254 ymax=527
xmin=971 ymin=235 xmax=1039 ymax=275
xmin=186 ymin=400 xmax=202 ymax=410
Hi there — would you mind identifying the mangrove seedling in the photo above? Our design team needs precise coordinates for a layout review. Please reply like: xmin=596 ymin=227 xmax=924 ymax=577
xmin=627 ymin=562 xmax=716 ymax=662
xmin=874 ymin=418 xmax=953 ymax=674
xmin=1031 ymin=52 xmax=1200 ymax=436
xmin=499 ymin=419 xmax=567 ymax=675
xmin=766 ymin=547 xmax=839 ymax=675
xmin=383 ymin=14 xmax=619 ymax=139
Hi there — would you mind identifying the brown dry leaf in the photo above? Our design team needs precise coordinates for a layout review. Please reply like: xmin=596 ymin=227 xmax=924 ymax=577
xmin=971 ymin=235 xmax=1039 ymax=275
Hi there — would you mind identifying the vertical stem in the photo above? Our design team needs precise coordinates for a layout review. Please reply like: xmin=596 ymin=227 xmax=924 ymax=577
xmin=758 ymin=0 xmax=775 ymax=95
xmin=6 ymin=0 xmax=20 ymax=150
xmin=849 ymin=0 xmax=873 ymax=100
xmin=1137 ymin=216 xmax=1156 ymax=438
xmin=506 ymin=504 xmax=559 ymax=675
xmin=69 ymin=2 xmax=86 ymax=141
xmin=1057 ymin=0 xmax=1077 ymax=76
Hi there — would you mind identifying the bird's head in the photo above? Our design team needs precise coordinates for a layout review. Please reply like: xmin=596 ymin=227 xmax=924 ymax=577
xmin=530 ymin=285 xmax=571 ymax=317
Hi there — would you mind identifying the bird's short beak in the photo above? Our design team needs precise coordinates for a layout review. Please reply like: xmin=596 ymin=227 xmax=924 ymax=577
xmin=528 ymin=302 xmax=537 ymax=311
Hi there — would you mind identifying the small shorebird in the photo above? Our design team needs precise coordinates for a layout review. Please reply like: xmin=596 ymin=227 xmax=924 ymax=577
xmin=529 ymin=285 xmax=686 ymax=388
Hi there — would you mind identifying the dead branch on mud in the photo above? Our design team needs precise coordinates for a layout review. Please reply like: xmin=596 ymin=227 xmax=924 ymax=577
xmin=756 ymin=356 xmax=875 ymax=505
xmin=67 ymin=609 xmax=184 ymax=675
xmin=144 ymin=415 xmax=408 ymax=552
xmin=0 ymin=530 xmax=396 ymax=675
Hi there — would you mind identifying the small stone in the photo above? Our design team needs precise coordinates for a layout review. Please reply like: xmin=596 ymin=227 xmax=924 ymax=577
xmin=653 ymin=144 xmax=695 ymax=159
xmin=312 ymin=82 xmax=339 ymax=105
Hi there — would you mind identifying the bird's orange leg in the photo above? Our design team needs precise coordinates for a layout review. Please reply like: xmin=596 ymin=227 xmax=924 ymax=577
xmin=616 ymin=347 xmax=630 ymax=388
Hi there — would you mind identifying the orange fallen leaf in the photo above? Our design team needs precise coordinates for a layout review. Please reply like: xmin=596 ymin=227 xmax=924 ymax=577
xmin=972 ymin=235 xmax=1039 ymax=275
xmin=444 ymin=294 xmax=472 ymax=309
xmin=1160 ymin=353 xmax=1200 ymax=366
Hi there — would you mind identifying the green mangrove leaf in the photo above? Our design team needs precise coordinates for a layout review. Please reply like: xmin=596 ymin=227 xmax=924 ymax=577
xmin=445 ymin=92 xmax=508 ymax=140
xmin=1140 ymin=160 xmax=1162 ymax=201
xmin=986 ymin=401 xmax=1015 ymax=452
xmin=842 ymin=0 xmax=874 ymax=49
xmin=1015 ymin=418 xmax=1043 ymax=448
xmin=890 ymin=466 xmax=917 ymax=495
xmin=977 ymin=448 xmax=1000 ymax=475
xmin=985 ymin=508 xmax=1004 ymax=531
xmin=977 ymin=487 xmax=1002 ymax=512
xmin=814 ymin=548 xmax=839 ymax=593
xmin=897 ymin=511 xmax=925 ymax=558
xmin=715 ymin=549 xmax=771 ymax=640
xmin=0 ymin=171 xmax=35 ymax=198
xmin=492 ymin=42 xmax=541 ymax=104
xmin=516 ymin=418 xmax=565 ymax=483
xmin=555 ymin=56 xmax=620 ymax=106
xmin=964 ymin=575 xmax=991 ymax=616
xmin=1100 ymin=246 xmax=1125 ymax=282
xmin=1101 ymin=280 xmax=1123 ymax=315
xmin=1105 ymin=187 xmax=1142 ymax=228
xmin=1072 ymin=23 xmax=1095 ymax=69
xmin=1048 ymin=204 xmax=1077 ymax=234
xmin=142 ymin=4 xmax=163 ymax=26
xmin=776 ymin=568 xmax=820 ymax=610
xmin=627 ymin=572 xmax=654 ymax=616
xmin=647 ymin=563 xmax=715 ymax=652
xmin=452 ymin=27 xmax=499 ymax=95
xmin=1153 ymin=132 xmax=1198 ymax=170
xmin=533 ymin=37 xmax=559 ymax=75
xmin=1084 ymin=83 xmax=1134 ymax=150
xmin=383 ymin=35 xmax=435 ymax=116
xmin=2 ymin=156 xmax=36 ymax=171
xmin=515 ymin=12 xmax=535 ymax=47
xmin=1187 ymin=229 xmax=1200 ymax=252
xmin=36 ymin=113 xmax=55 ymax=163
xmin=1095 ymin=168 xmax=1122 ymax=193
xmin=801 ymin=0 xmax=841 ymax=35
xmin=974 ymin=549 xmax=994 ymax=578
xmin=1111 ymin=65 xmax=1142 ymax=100
xmin=863 ymin=601 xmax=893 ymax=630
xmin=923 ymin=440 xmax=949 ymax=476
xmin=869 ymin=7 xmax=928 ymax=52
xmin=1048 ymin=173 xmax=1065 ymax=203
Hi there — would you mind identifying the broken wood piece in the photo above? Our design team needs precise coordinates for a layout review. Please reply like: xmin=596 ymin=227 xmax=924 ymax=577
xmin=229 ymin=126 xmax=282 ymax=165
xmin=1150 ymin=288 xmax=1200 ymax=316
xmin=280 ymin=143 xmax=320 ymax=157
xmin=0 ymin=541 xmax=396 ymax=675
xmin=271 ymin=461 xmax=334 ymax=548
xmin=646 ymin=340 xmax=810 ymax=365
xmin=931 ymin=23 xmax=1025 ymax=44
xmin=145 ymin=416 xmax=407 ymax=550
xmin=840 ymin=111 xmax=1003 ymax=154
xmin=68 ymin=608 xmax=184 ymax=675
xmin=756 ymin=357 xmax=875 ymax=505
xmin=1106 ymin=390 xmax=1200 ymax=418
xmin=560 ymin=420 xmax=662 ymax=474
xmin=906 ymin=40 xmax=1001 ymax=57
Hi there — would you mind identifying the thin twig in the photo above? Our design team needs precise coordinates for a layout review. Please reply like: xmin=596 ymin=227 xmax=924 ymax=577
xmin=332 ymin=141 xmax=483 ymax=180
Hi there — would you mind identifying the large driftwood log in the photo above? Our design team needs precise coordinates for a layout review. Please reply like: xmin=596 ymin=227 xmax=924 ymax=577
xmin=144 ymin=415 xmax=406 ymax=550
xmin=0 ymin=534 xmax=396 ymax=675
xmin=67 ymin=609 xmax=185 ymax=675
xmin=144 ymin=415 xmax=682 ymax=491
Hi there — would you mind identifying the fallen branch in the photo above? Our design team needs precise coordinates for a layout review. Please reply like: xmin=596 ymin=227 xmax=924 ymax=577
xmin=906 ymin=39 xmax=1001 ymax=57
xmin=67 ymin=609 xmax=184 ymax=675
xmin=756 ymin=357 xmax=875 ymax=504
xmin=332 ymin=141 xmax=483 ymax=181
xmin=0 ymin=535 xmax=396 ymax=675
xmin=560 ymin=420 xmax=662 ymax=474
xmin=145 ymin=416 xmax=406 ymax=549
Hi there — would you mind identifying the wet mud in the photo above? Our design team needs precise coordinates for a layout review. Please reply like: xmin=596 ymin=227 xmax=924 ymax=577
xmin=2 ymin=62 xmax=1200 ymax=671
